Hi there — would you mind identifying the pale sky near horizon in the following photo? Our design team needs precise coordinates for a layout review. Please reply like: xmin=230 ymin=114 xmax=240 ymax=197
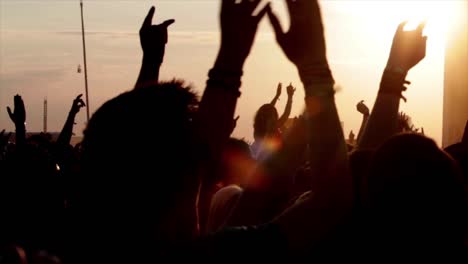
xmin=1 ymin=0 xmax=466 ymax=144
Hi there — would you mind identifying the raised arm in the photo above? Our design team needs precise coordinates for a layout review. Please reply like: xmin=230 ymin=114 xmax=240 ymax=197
xmin=57 ymin=94 xmax=85 ymax=146
xmin=277 ymin=83 xmax=295 ymax=128
xmin=7 ymin=95 xmax=26 ymax=147
xmin=270 ymin=83 xmax=282 ymax=106
xmin=134 ymin=6 xmax=175 ymax=89
xmin=358 ymin=21 xmax=426 ymax=150
xmin=267 ymin=0 xmax=351 ymax=252
xmin=356 ymin=100 xmax=370 ymax=142
xmin=196 ymin=0 xmax=270 ymax=233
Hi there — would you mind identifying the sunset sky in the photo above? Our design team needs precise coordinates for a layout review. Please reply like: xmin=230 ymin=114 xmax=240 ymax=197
xmin=1 ymin=0 xmax=466 ymax=144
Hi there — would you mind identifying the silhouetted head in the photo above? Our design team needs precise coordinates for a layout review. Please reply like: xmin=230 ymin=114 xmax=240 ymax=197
xmin=79 ymin=80 xmax=199 ymax=256
xmin=364 ymin=133 xmax=464 ymax=254
xmin=254 ymin=104 xmax=278 ymax=140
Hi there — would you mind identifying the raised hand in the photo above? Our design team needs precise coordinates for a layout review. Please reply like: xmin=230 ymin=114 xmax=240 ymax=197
xmin=397 ymin=112 xmax=411 ymax=132
xmin=7 ymin=95 xmax=26 ymax=126
xmin=140 ymin=6 xmax=175 ymax=63
xmin=278 ymin=83 xmax=295 ymax=128
xmin=356 ymin=100 xmax=370 ymax=116
xmin=386 ymin=21 xmax=427 ymax=72
xmin=267 ymin=0 xmax=328 ymax=70
xmin=58 ymin=94 xmax=86 ymax=146
xmin=271 ymin=83 xmax=282 ymax=106
xmin=276 ymin=83 xmax=282 ymax=98
xmin=215 ymin=0 xmax=270 ymax=70
xmin=286 ymin=83 xmax=296 ymax=97
xmin=70 ymin=94 xmax=86 ymax=115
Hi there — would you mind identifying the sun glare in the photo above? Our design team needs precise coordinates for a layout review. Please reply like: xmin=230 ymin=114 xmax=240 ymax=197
xmin=336 ymin=0 xmax=461 ymax=47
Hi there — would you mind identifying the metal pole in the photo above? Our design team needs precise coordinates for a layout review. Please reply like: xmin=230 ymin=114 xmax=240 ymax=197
xmin=80 ymin=0 xmax=90 ymax=122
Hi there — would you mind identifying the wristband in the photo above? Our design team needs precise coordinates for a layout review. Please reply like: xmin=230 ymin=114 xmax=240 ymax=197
xmin=304 ymin=83 xmax=336 ymax=98
xmin=298 ymin=65 xmax=335 ymax=86
xmin=379 ymin=69 xmax=409 ymax=102
xmin=207 ymin=68 xmax=243 ymax=97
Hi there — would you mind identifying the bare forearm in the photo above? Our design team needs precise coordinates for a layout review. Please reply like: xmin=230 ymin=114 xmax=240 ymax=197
xmin=305 ymin=92 xmax=351 ymax=201
xmin=356 ymin=114 xmax=369 ymax=143
xmin=358 ymin=94 xmax=400 ymax=149
xmin=15 ymin=123 xmax=26 ymax=147
xmin=278 ymin=97 xmax=292 ymax=128
xmin=274 ymin=83 xmax=352 ymax=254
xmin=196 ymin=52 xmax=244 ymax=233
xmin=135 ymin=56 xmax=161 ymax=89
xmin=57 ymin=112 xmax=77 ymax=146
xmin=358 ymin=70 xmax=406 ymax=150
xmin=270 ymin=95 xmax=280 ymax=106
xmin=198 ymin=50 xmax=243 ymax=156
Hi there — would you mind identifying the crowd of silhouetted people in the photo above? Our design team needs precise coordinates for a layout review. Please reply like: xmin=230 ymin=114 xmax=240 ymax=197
xmin=1 ymin=1 xmax=467 ymax=263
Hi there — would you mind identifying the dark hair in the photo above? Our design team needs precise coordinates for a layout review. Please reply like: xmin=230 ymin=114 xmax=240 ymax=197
xmin=225 ymin=138 xmax=252 ymax=158
xmin=253 ymin=104 xmax=278 ymax=140
xmin=364 ymin=133 xmax=464 ymax=254
xmin=79 ymin=80 xmax=199 ymax=228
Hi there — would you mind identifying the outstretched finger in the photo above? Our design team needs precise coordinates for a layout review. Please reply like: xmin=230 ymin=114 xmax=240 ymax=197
xmin=416 ymin=21 xmax=426 ymax=35
xmin=396 ymin=21 xmax=408 ymax=34
xmin=255 ymin=2 xmax=271 ymax=22
xmin=234 ymin=115 xmax=240 ymax=122
xmin=142 ymin=6 xmax=155 ymax=29
xmin=15 ymin=96 xmax=24 ymax=109
xmin=162 ymin=19 xmax=175 ymax=28
xmin=76 ymin=94 xmax=83 ymax=100
xmin=7 ymin=107 xmax=13 ymax=119
xmin=267 ymin=7 xmax=284 ymax=42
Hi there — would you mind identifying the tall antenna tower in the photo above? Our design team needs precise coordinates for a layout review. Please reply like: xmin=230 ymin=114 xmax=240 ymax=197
xmin=43 ymin=98 xmax=48 ymax=133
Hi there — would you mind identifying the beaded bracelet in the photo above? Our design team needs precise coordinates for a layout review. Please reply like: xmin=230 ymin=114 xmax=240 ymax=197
xmin=207 ymin=68 xmax=243 ymax=97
